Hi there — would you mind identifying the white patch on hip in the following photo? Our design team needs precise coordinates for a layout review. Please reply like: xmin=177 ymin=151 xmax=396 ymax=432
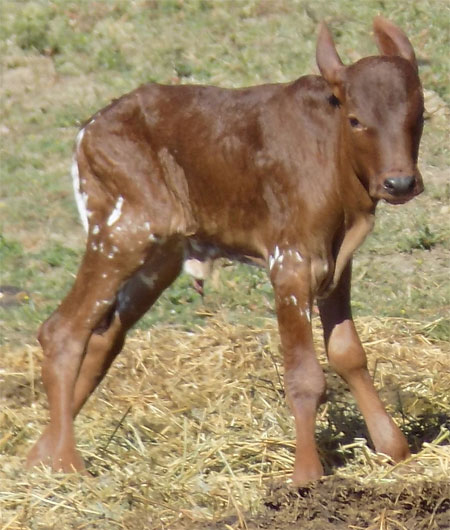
xmin=75 ymin=126 xmax=86 ymax=152
xmin=107 ymin=196 xmax=124 ymax=226
xmin=71 ymin=121 xmax=97 ymax=233
xmin=71 ymin=152 xmax=89 ymax=233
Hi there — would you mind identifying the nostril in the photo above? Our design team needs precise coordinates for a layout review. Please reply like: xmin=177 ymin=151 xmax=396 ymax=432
xmin=384 ymin=178 xmax=396 ymax=191
xmin=383 ymin=176 xmax=416 ymax=195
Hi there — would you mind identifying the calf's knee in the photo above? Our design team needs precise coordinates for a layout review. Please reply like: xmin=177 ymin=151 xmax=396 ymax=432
xmin=284 ymin=355 xmax=327 ymax=408
xmin=326 ymin=322 xmax=368 ymax=378
xmin=38 ymin=312 xmax=64 ymax=355
xmin=38 ymin=312 xmax=86 ymax=390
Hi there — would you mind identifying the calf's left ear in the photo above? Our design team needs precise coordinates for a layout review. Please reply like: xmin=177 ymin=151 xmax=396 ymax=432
xmin=316 ymin=22 xmax=345 ymax=101
xmin=316 ymin=22 xmax=344 ymax=85
xmin=373 ymin=16 xmax=418 ymax=72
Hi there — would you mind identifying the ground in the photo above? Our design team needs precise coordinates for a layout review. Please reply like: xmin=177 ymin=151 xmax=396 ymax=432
xmin=1 ymin=318 xmax=449 ymax=529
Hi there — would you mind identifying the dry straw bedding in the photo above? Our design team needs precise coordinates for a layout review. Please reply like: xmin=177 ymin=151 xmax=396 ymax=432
xmin=0 ymin=313 xmax=448 ymax=529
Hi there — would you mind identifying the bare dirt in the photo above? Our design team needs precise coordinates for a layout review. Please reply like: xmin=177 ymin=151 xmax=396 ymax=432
xmin=251 ymin=478 xmax=449 ymax=530
xmin=124 ymin=477 xmax=450 ymax=529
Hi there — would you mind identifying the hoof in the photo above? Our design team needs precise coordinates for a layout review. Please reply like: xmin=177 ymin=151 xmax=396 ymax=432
xmin=26 ymin=428 xmax=86 ymax=473
xmin=374 ymin=426 xmax=411 ymax=463
xmin=291 ymin=461 xmax=324 ymax=487
xmin=51 ymin=451 xmax=86 ymax=473
xmin=27 ymin=446 xmax=86 ymax=473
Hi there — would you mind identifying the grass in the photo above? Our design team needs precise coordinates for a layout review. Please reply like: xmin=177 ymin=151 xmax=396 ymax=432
xmin=1 ymin=0 xmax=449 ymax=346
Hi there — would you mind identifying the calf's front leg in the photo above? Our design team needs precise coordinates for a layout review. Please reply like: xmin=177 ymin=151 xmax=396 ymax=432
xmin=318 ymin=262 xmax=410 ymax=462
xmin=271 ymin=255 xmax=326 ymax=485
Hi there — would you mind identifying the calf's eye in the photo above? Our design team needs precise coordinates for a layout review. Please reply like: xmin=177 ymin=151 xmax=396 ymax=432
xmin=349 ymin=116 xmax=360 ymax=128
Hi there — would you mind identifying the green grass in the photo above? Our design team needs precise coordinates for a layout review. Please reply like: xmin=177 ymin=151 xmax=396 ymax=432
xmin=1 ymin=0 xmax=449 ymax=346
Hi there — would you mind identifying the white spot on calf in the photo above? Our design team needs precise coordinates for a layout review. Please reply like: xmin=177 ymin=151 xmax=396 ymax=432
xmin=139 ymin=271 xmax=158 ymax=289
xmin=92 ymin=225 xmax=100 ymax=235
xmin=75 ymin=127 xmax=85 ymax=152
xmin=72 ymin=124 xmax=99 ymax=232
xmin=283 ymin=294 xmax=298 ymax=306
xmin=269 ymin=246 xmax=281 ymax=271
xmin=295 ymin=304 xmax=311 ymax=322
xmin=95 ymin=298 xmax=111 ymax=309
xmin=71 ymin=155 xmax=89 ymax=232
xmin=277 ymin=253 xmax=284 ymax=265
xmin=269 ymin=246 xmax=305 ymax=272
xmin=106 ymin=246 xmax=120 ymax=260
xmin=295 ymin=251 xmax=303 ymax=263
xmin=305 ymin=307 xmax=311 ymax=322
xmin=274 ymin=246 xmax=280 ymax=261
xmin=107 ymin=196 xmax=124 ymax=226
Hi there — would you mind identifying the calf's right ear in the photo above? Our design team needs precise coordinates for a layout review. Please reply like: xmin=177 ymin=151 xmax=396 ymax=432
xmin=373 ymin=16 xmax=418 ymax=72
xmin=316 ymin=22 xmax=345 ymax=88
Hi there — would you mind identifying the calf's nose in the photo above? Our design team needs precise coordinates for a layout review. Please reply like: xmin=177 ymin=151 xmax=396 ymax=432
xmin=383 ymin=175 xmax=416 ymax=195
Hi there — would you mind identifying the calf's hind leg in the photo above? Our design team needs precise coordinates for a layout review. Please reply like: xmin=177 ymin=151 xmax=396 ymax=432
xmin=26 ymin=227 xmax=177 ymax=472
xmin=318 ymin=262 xmax=410 ymax=462
xmin=71 ymin=240 xmax=184 ymax=416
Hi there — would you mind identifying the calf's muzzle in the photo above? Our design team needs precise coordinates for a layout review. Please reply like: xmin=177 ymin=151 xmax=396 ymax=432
xmin=375 ymin=170 xmax=424 ymax=204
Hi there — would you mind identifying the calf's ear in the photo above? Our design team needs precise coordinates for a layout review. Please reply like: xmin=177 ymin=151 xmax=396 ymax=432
xmin=316 ymin=22 xmax=345 ymax=92
xmin=373 ymin=16 xmax=418 ymax=72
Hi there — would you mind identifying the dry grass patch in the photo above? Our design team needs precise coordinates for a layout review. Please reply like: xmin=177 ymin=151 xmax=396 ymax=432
xmin=1 ymin=313 xmax=448 ymax=529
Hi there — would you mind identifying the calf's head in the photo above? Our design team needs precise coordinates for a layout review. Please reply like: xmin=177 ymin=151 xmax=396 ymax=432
xmin=316 ymin=17 xmax=424 ymax=204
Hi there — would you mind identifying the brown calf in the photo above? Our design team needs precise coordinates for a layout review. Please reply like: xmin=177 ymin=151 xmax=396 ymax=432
xmin=27 ymin=17 xmax=424 ymax=485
